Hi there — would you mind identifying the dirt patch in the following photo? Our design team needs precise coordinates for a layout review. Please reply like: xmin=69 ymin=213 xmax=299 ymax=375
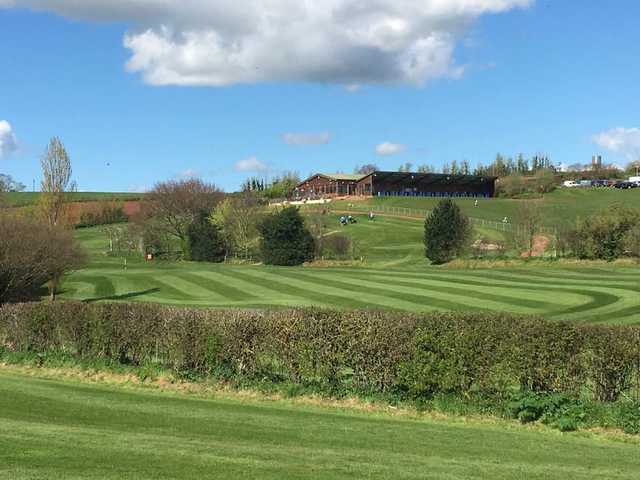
xmin=520 ymin=235 xmax=550 ymax=258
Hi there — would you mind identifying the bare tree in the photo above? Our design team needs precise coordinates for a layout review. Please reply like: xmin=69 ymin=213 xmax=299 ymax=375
xmin=354 ymin=164 xmax=378 ymax=175
xmin=144 ymin=179 xmax=224 ymax=254
xmin=0 ymin=214 xmax=85 ymax=304
xmin=510 ymin=203 xmax=544 ymax=257
xmin=39 ymin=137 xmax=75 ymax=226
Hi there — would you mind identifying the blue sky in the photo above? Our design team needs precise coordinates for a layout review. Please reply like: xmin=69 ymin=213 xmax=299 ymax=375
xmin=1 ymin=1 xmax=639 ymax=192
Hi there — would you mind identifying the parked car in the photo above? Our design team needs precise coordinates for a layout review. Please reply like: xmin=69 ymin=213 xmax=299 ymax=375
xmin=562 ymin=180 xmax=579 ymax=188
xmin=614 ymin=181 xmax=638 ymax=189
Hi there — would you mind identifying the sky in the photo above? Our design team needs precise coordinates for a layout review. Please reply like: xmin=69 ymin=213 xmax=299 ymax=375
xmin=1 ymin=0 xmax=639 ymax=192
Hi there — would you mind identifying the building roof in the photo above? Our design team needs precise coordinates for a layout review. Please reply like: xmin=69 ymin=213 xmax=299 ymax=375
xmin=357 ymin=171 xmax=497 ymax=185
xmin=296 ymin=172 xmax=365 ymax=188
xmin=323 ymin=173 xmax=366 ymax=181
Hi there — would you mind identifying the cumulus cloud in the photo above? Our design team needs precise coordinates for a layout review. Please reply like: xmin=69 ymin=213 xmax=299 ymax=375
xmin=0 ymin=120 xmax=18 ymax=159
xmin=3 ymin=0 xmax=532 ymax=87
xmin=234 ymin=156 xmax=269 ymax=173
xmin=376 ymin=141 xmax=406 ymax=156
xmin=593 ymin=127 xmax=640 ymax=160
xmin=282 ymin=132 xmax=331 ymax=146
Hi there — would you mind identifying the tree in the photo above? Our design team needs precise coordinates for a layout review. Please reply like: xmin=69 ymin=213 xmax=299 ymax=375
xmin=144 ymin=179 xmax=224 ymax=255
xmin=424 ymin=199 xmax=472 ymax=264
xmin=355 ymin=164 xmax=378 ymax=175
xmin=42 ymin=226 xmax=88 ymax=301
xmin=398 ymin=162 xmax=413 ymax=173
xmin=510 ymin=203 xmax=543 ymax=257
xmin=572 ymin=205 xmax=640 ymax=260
xmin=39 ymin=137 xmax=75 ymax=226
xmin=258 ymin=206 xmax=315 ymax=266
xmin=210 ymin=192 xmax=263 ymax=259
xmin=263 ymin=171 xmax=300 ymax=199
xmin=416 ymin=164 xmax=435 ymax=173
xmin=0 ymin=214 xmax=86 ymax=304
xmin=186 ymin=212 xmax=226 ymax=262
xmin=0 ymin=174 xmax=26 ymax=193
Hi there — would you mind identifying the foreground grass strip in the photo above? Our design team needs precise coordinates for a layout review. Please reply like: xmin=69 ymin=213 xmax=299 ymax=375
xmin=0 ymin=369 xmax=639 ymax=480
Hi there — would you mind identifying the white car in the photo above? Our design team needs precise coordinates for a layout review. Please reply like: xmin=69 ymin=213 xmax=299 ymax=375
xmin=562 ymin=180 xmax=579 ymax=188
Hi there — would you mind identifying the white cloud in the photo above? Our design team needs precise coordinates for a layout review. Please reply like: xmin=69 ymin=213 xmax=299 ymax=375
xmin=176 ymin=168 xmax=200 ymax=179
xmin=3 ymin=1 xmax=532 ymax=87
xmin=234 ymin=156 xmax=269 ymax=173
xmin=0 ymin=120 xmax=18 ymax=159
xmin=282 ymin=132 xmax=331 ymax=146
xmin=376 ymin=141 xmax=406 ymax=156
xmin=593 ymin=127 xmax=640 ymax=160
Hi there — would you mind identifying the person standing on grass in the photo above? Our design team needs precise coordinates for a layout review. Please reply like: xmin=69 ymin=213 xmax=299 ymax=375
xmin=369 ymin=211 xmax=375 ymax=221
xmin=474 ymin=199 xmax=478 ymax=207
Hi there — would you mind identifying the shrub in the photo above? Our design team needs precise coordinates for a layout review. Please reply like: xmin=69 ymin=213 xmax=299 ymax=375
xmin=424 ymin=199 xmax=472 ymax=264
xmin=77 ymin=201 xmax=127 ymax=228
xmin=322 ymin=233 xmax=352 ymax=259
xmin=0 ymin=216 xmax=86 ymax=304
xmin=186 ymin=212 xmax=226 ymax=262
xmin=258 ymin=207 xmax=315 ymax=265
xmin=572 ymin=205 xmax=640 ymax=260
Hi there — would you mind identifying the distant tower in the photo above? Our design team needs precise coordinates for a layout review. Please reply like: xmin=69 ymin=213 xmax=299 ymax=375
xmin=591 ymin=155 xmax=602 ymax=170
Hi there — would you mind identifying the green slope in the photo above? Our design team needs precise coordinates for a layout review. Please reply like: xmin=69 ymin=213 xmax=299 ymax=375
xmin=1 ymin=371 xmax=638 ymax=480
xmin=335 ymin=187 xmax=640 ymax=226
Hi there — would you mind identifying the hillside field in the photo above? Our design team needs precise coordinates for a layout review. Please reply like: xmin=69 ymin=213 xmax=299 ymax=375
xmin=1 ymin=370 xmax=639 ymax=480
xmin=0 ymin=191 xmax=143 ymax=208
xmin=335 ymin=187 xmax=640 ymax=226
xmin=60 ymin=222 xmax=640 ymax=324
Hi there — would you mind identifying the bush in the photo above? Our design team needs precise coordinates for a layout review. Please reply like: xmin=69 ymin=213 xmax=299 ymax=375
xmin=186 ymin=212 xmax=226 ymax=262
xmin=322 ymin=233 xmax=352 ymax=259
xmin=258 ymin=207 xmax=315 ymax=265
xmin=1 ymin=303 xmax=639 ymax=433
xmin=424 ymin=199 xmax=472 ymax=264
xmin=0 ymin=216 xmax=86 ymax=303
xmin=572 ymin=205 xmax=640 ymax=260
xmin=77 ymin=201 xmax=128 ymax=228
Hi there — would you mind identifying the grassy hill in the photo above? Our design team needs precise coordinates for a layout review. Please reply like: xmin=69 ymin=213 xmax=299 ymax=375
xmin=2 ymin=370 xmax=638 ymax=480
xmin=335 ymin=188 xmax=640 ymax=226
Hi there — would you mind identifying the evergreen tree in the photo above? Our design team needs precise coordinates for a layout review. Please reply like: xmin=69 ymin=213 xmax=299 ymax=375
xmin=258 ymin=207 xmax=315 ymax=265
xmin=186 ymin=212 xmax=226 ymax=262
xmin=424 ymin=199 xmax=472 ymax=264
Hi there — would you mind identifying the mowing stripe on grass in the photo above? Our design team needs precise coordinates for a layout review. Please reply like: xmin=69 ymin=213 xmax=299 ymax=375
xmin=276 ymin=270 xmax=467 ymax=313
xmin=341 ymin=271 xmax=560 ymax=313
xmin=313 ymin=271 xmax=549 ymax=314
xmin=177 ymin=271 xmax=259 ymax=302
xmin=222 ymin=269 xmax=394 ymax=311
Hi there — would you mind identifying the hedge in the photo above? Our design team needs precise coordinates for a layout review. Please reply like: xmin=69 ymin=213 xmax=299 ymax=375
xmin=0 ymin=302 xmax=639 ymax=404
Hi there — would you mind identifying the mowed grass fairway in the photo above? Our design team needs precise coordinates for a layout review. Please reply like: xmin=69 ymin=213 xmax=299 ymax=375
xmin=1 ymin=370 xmax=639 ymax=480
xmin=61 ymin=224 xmax=640 ymax=324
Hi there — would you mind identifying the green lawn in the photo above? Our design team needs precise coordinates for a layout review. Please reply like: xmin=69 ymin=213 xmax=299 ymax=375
xmin=60 ymin=225 xmax=640 ymax=324
xmin=1 ymin=370 xmax=638 ymax=480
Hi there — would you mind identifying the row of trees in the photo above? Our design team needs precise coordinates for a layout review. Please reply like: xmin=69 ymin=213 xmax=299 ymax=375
xmin=131 ymin=178 xmax=317 ymax=266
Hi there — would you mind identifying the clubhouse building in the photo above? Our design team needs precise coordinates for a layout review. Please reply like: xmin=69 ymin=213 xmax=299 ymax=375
xmin=295 ymin=171 xmax=497 ymax=199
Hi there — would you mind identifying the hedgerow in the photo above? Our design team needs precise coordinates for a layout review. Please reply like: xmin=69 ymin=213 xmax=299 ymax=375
xmin=1 ymin=303 xmax=639 ymax=431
